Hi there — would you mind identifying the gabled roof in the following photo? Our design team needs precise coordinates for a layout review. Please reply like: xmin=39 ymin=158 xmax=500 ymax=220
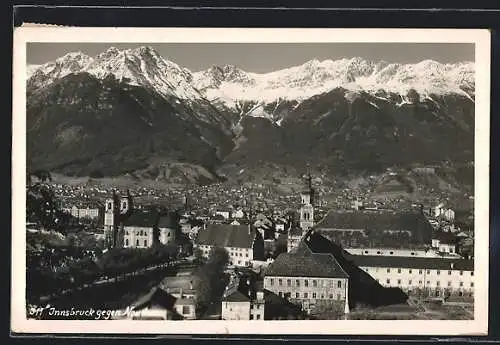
xmin=266 ymin=239 xmax=349 ymax=279
xmin=123 ymin=211 xmax=158 ymax=227
xmin=160 ymin=276 xmax=197 ymax=290
xmin=132 ymin=287 xmax=176 ymax=311
xmin=315 ymin=210 xmax=433 ymax=242
xmin=222 ymin=289 xmax=251 ymax=302
xmin=432 ymin=230 xmax=458 ymax=244
xmin=195 ymin=224 xmax=257 ymax=249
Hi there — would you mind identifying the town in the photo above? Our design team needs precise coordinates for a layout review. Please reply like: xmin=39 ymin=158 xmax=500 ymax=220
xmin=26 ymin=168 xmax=475 ymax=321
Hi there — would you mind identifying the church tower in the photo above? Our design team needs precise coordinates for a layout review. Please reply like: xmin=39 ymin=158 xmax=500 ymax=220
xmin=104 ymin=190 xmax=122 ymax=249
xmin=299 ymin=170 xmax=315 ymax=232
xmin=120 ymin=189 xmax=133 ymax=216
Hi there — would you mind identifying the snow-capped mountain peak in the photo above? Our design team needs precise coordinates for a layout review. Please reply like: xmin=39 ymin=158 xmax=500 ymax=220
xmin=28 ymin=46 xmax=203 ymax=100
xmin=27 ymin=51 xmax=94 ymax=90
xmin=28 ymin=48 xmax=475 ymax=109
xmin=193 ymin=56 xmax=474 ymax=107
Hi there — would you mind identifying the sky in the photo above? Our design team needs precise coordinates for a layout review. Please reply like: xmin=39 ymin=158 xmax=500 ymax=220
xmin=27 ymin=43 xmax=474 ymax=73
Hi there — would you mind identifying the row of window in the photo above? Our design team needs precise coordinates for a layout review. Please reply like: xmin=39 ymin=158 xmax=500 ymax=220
xmin=125 ymin=239 xmax=149 ymax=247
xmin=229 ymin=247 xmax=249 ymax=252
xmin=365 ymin=267 xmax=473 ymax=276
xmin=302 ymin=212 xmax=312 ymax=221
xmin=278 ymin=291 xmax=343 ymax=300
xmin=249 ymin=314 xmax=262 ymax=320
xmin=230 ymin=252 xmax=249 ymax=258
xmin=380 ymin=278 xmax=474 ymax=288
xmin=268 ymin=278 xmax=343 ymax=289
xmin=250 ymin=304 xmax=261 ymax=310
xmin=125 ymin=230 xmax=151 ymax=236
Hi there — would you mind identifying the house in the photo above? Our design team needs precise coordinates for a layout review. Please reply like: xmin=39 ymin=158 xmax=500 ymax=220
xmin=233 ymin=209 xmax=246 ymax=219
xmin=62 ymin=201 xmax=103 ymax=221
xmin=160 ymin=275 xmax=198 ymax=301
xmin=123 ymin=287 xmax=184 ymax=320
xmin=442 ymin=208 xmax=456 ymax=221
xmin=221 ymin=270 xmax=266 ymax=320
xmin=221 ymin=286 xmax=265 ymax=320
xmin=173 ymin=298 xmax=197 ymax=320
xmin=275 ymin=219 xmax=287 ymax=232
xmin=431 ymin=231 xmax=459 ymax=254
xmin=194 ymin=224 xmax=265 ymax=267
xmin=215 ymin=209 xmax=232 ymax=220
xmin=264 ymin=236 xmax=350 ymax=315
xmin=180 ymin=218 xmax=192 ymax=234
xmin=287 ymin=224 xmax=303 ymax=253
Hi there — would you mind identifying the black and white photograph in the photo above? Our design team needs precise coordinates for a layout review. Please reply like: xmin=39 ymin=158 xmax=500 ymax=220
xmin=12 ymin=27 xmax=490 ymax=335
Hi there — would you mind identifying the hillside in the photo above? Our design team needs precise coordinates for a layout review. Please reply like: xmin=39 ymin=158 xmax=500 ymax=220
xmin=27 ymin=46 xmax=475 ymax=188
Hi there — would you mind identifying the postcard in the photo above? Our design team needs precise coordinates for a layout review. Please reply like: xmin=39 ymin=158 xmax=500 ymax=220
xmin=12 ymin=26 xmax=490 ymax=335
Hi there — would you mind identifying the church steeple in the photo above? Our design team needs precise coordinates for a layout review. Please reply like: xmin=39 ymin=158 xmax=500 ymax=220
xmin=299 ymin=166 xmax=315 ymax=232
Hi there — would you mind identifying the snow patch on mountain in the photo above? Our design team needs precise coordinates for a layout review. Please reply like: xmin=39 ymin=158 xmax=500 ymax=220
xmin=193 ymin=57 xmax=475 ymax=107
xmin=28 ymin=46 xmax=203 ymax=101
xmin=28 ymin=47 xmax=475 ymax=123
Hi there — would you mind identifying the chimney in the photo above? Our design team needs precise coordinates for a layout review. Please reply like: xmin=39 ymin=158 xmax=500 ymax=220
xmin=179 ymin=288 xmax=183 ymax=298
xmin=189 ymin=280 xmax=193 ymax=290
xmin=450 ymin=263 xmax=455 ymax=270
xmin=257 ymin=291 xmax=264 ymax=301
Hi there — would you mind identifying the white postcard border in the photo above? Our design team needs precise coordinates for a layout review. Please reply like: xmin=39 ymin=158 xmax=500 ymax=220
xmin=12 ymin=27 xmax=491 ymax=336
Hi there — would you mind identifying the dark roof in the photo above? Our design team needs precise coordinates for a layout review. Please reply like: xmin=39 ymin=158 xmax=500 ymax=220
xmin=123 ymin=211 xmax=158 ymax=227
xmin=289 ymin=225 xmax=303 ymax=237
xmin=432 ymin=230 xmax=458 ymax=244
xmin=195 ymin=224 xmax=257 ymax=249
xmin=158 ymin=214 xmax=177 ymax=228
xmin=315 ymin=210 xmax=433 ymax=242
xmin=132 ymin=287 xmax=176 ymax=311
xmin=222 ymin=289 xmax=251 ymax=302
xmin=265 ymin=241 xmax=349 ymax=279
xmin=160 ymin=276 xmax=196 ymax=290
xmin=346 ymin=254 xmax=474 ymax=271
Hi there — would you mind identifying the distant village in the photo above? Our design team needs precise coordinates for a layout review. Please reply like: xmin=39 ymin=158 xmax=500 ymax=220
xmin=26 ymin=170 xmax=475 ymax=321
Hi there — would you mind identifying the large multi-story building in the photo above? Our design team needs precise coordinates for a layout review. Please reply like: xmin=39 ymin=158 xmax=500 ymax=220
xmin=194 ymin=224 xmax=265 ymax=267
xmin=62 ymin=201 xmax=103 ymax=220
xmin=349 ymin=254 xmax=474 ymax=298
xmin=264 ymin=236 xmax=350 ymax=315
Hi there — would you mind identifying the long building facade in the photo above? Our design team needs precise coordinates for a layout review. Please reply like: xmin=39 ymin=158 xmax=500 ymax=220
xmin=350 ymin=255 xmax=474 ymax=298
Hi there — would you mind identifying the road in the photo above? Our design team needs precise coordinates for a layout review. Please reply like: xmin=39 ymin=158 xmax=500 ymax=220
xmin=44 ymin=256 xmax=196 ymax=300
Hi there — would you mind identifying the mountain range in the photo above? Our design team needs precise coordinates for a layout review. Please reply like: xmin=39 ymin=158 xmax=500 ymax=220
xmin=26 ymin=46 xmax=475 ymax=186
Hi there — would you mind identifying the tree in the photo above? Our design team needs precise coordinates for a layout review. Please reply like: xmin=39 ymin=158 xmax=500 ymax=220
xmin=193 ymin=247 xmax=204 ymax=263
xmin=193 ymin=247 xmax=229 ymax=313
xmin=26 ymin=173 xmax=74 ymax=233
